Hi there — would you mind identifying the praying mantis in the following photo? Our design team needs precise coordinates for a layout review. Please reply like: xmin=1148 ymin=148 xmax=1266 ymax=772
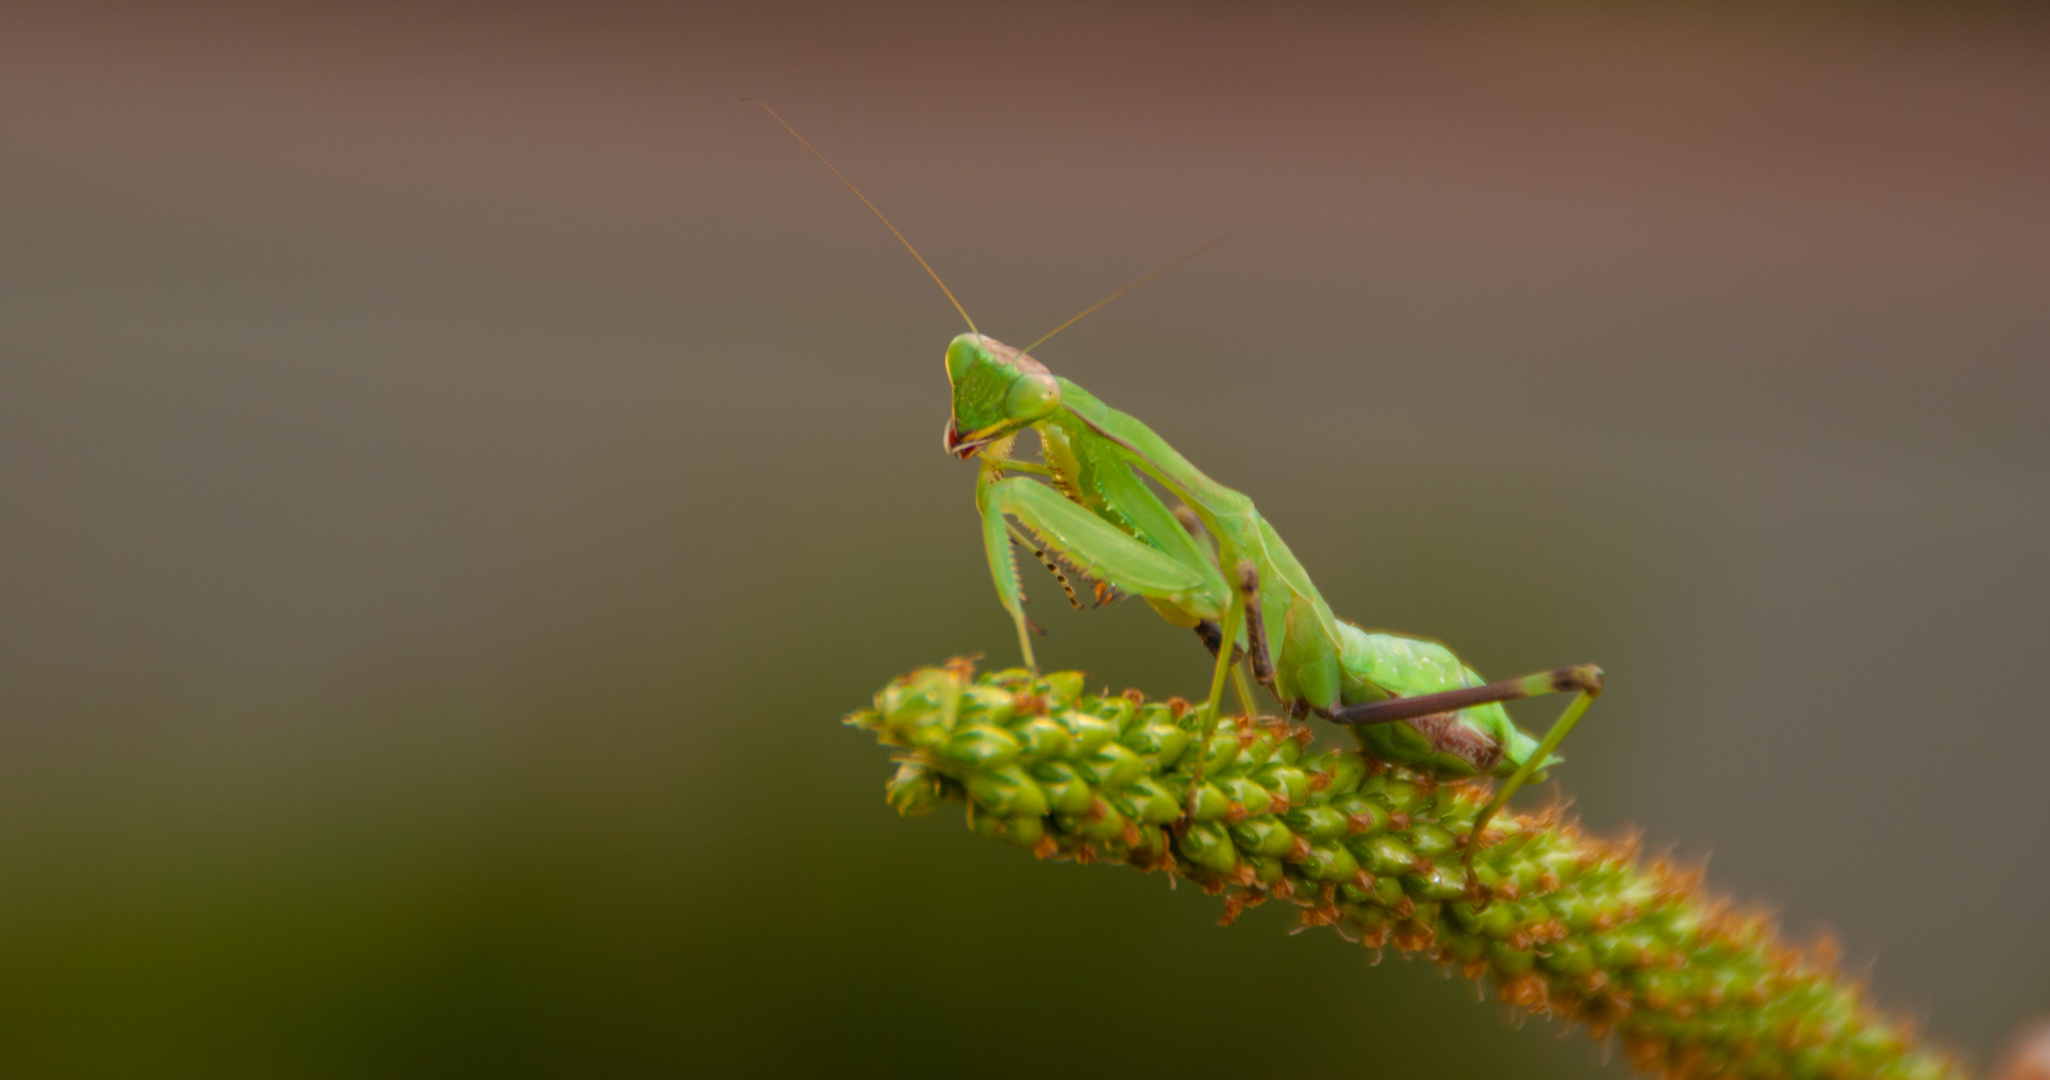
xmin=758 ymin=104 xmax=1603 ymax=883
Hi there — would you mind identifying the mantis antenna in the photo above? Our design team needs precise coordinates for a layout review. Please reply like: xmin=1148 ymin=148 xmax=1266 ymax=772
xmin=750 ymin=100 xmax=979 ymax=336
xmin=1018 ymin=234 xmax=1232 ymax=357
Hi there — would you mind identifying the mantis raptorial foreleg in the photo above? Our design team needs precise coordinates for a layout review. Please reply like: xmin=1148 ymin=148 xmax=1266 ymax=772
xmin=978 ymin=475 xmax=1228 ymax=672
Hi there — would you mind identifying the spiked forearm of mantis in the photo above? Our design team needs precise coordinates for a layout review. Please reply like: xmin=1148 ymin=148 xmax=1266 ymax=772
xmin=847 ymin=659 xmax=1966 ymax=1080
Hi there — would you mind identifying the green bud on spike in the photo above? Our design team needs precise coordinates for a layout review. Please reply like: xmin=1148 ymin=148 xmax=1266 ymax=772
xmin=1057 ymin=710 xmax=1119 ymax=754
xmin=940 ymin=725 xmax=1021 ymax=769
xmin=1312 ymin=751 xmax=1364 ymax=798
xmin=1273 ymin=735 xmax=1302 ymax=768
xmin=1220 ymin=776 xmax=1272 ymax=816
xmin=1010 ymin=715 xmax=1070 ymax=760
xmin=1092 ymin=696 xmax=1140 ymax=733
xmin=878 ymin=686 xmax=955 ymax=749
xmin=1549 ymin=892 xmax=1596 ymax=932
xmin=876 ymin=676 xmax=937 ymax=725
xmin=1078 ymin=742 xmax=1144 ymax=788
xmin=1185 ymin=781 xmax=1232 ymax=822
xmin=1256 ymin=763 xmax=1309 ymax=807
xmin=1283 ymin=806 xmax=1350 ymax=841
xmin=1445 ymin=935 xmax=1488 ymax=966
xmin=1539 ymin=939 xmax=1596 ymax=978
xmin=1237 ymin=734 xmax=1275 ymax=770
xmin=1005 ymin=815 xmax=1047 ymax=849
xmin=886 ymin=760 xmax=941 ymax=817
xmin=1301 ymin=842 xmax=1362 ymax=883
xmin=1130 ymin=700 xmax=1174 ymax=732
xmin=1026 ymin=761 xmax=1097 ymax=816
xmin=1109 ymin=778 xmax=1181 ymax=826
xmin=1119 ymin=720 xmax=1189 ymax=765
xmin=1127 ymin=826 xmax=1172 ymax=867
xmin=1407 ymin=823 xmax=1457 ymax=859
xmin=1228 ymin=818 xmax=1299 ymax=858
xmin=1488 ymin=940 xmax=1537 ymax=976
xmin=1356 ymin=835 xmax=1420 ymax=877
xmin=1364 ymin=775 xmax=1425 ymax=814
xmin=1409 ymin=863 xmax=1468 ymax=901
xmin=1242 ymin=855 xmax=1287 ymax=887
xmin=1371 ymin=874 xmax=1407 ymax=909
xmin=957 ymin=684 xmax=1015 ymax=727
xmin=1038 ymin=671 xmax=1085 ymax=708
xmin=1451 ymin=899 xmax=1516 ymax=939
xmin=1332 ymin=794 xmax=1388 ymax=834
xmin=987 ymin=667 xmax=1034 ymax=688
xmin=969 ymin=809 xmax=1045 ymax=850
xmin=967 ymin=764 xmax=1049 ymax=818
xmin=1177 ymin=822 xmax=1238 ymax=874
xmin=1062 ymin=799 xmax=1128 ymax=842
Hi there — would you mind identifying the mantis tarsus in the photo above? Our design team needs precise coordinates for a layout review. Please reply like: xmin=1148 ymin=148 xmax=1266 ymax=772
xmin=759 ymin=103 xmax=1603 ymax=890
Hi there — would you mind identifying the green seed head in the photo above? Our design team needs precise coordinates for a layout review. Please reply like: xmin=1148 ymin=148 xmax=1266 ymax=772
xmin=848 ymin=659 xmax=1967 ymax=1080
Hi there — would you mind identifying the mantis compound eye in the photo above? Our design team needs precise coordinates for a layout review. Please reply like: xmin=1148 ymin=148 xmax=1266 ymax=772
xmin=944 ymin=333 xmax=987 ymax=383
xmin=1005 ymin=370 xmax=1061 ymax=423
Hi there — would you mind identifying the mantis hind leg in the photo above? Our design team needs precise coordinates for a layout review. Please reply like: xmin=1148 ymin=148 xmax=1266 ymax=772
xmin=1461 ymin=678 xmax=1600 ymax=888
xmin=1322 ymin=665 xmax=1601 ymax=729
xmin=1322 ymin=664 xmax=1604 ymax=891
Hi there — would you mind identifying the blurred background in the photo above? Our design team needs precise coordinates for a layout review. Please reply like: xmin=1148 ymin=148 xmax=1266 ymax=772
xmin=1 ymin=2 xmax=2045 ymax=1076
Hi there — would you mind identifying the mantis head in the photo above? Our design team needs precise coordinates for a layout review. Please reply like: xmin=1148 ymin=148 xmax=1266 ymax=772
xmin=942 ymin=333 xmax=1061 ymax=459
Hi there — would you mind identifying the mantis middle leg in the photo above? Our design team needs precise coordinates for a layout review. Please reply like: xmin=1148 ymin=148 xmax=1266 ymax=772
xmin=1183 ymin=562 xmax=1255 ymax=819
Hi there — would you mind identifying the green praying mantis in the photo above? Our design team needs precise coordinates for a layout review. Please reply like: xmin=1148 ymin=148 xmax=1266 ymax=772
xmin=759 ymin=103 xmax=1603 ymax=884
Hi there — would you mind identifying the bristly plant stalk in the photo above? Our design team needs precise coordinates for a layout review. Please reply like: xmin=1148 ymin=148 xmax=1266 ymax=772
xmin=847 ymin=660 xmax=1966 ymax=1080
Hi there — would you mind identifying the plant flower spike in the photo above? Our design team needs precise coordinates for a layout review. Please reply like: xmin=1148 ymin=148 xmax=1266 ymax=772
xmin=848 ymin=659 xmax=1967 ymax=1080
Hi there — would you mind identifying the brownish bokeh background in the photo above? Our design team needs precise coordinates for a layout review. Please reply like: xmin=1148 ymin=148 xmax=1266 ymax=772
xmin=1 ymin=2 xmax=2045 ymax=1076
